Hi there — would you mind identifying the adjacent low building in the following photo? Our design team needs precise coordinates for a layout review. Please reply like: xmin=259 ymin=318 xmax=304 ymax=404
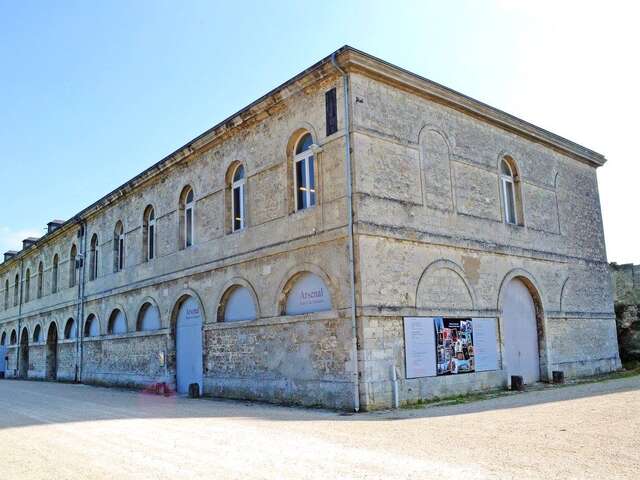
xmin=0 ymin=46 xmax=621 ymax=410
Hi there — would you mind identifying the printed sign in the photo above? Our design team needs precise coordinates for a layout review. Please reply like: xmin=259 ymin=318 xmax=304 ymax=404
xmin=403 ymin=317 xmax=437 ymax=378
xmin=473 ymin=317 xmax=500 ymax=372
xmin=285 ymin=272 xmax=332 ymax=315
xmin=403 ymin=317 xmax=500 ymax=379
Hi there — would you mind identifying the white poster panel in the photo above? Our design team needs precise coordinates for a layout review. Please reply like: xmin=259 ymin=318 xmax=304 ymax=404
xmin=403 ymin=317 xmax=437 ymax=378
xmin=472 ymin=317 xmax=500 ymax=372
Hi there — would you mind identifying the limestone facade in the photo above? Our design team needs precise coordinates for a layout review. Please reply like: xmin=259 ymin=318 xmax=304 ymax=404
xmin=0 ymin=47 xmax=620 ymax=409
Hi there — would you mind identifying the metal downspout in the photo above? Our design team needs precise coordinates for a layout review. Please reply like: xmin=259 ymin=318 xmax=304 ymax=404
xmin=75 ymin=220 xmax=87 ymax=382
xmin=331 ymin=52 xmax=360 ymax=412
xmin=16 ymin=258 xmax=24 ymax=376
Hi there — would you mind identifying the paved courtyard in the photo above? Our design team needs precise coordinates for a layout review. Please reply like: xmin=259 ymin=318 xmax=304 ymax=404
xmin=0 ymin=376 xmax=638 ymax=479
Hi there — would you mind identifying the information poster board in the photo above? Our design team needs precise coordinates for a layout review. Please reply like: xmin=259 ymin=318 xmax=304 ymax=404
xmin=435 ymin=318 xmax=474 ymax=375
xmin=472 ymin=317 xmax=500 ymax=372
xmin=403 ymin=317 xmax=500 ymax=379
xmin=403 ymin=317 xmax=436 ymax=378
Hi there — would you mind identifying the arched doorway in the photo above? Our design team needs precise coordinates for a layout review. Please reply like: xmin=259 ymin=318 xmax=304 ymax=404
xmin=501 ymin=278 xmax=541 ymax=384
xmin=46 ymin=323 xmax=58 ymax=381
xmin=175 ymin=296 xmax=203 ymax=395
xmin=19 ymin=328 xmax=29 ymax=378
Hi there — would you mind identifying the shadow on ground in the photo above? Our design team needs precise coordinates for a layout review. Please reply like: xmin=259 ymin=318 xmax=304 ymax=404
xmin=0 ymin=374 xmax=638 ymax=430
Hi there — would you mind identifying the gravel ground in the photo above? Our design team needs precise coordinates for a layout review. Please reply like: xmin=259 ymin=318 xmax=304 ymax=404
xmin=0 ymin=376 xmax=638 ymax=480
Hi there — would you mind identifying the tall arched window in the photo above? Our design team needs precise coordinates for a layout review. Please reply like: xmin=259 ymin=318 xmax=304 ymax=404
xmin=4 ymin=279 xmax=8 ymax=310
xmin=24 ymin=269 xmax=31 ymax=303
xmin=143 ymin=205 xmax=156 ymax=262
xmin=13 ymin=273 xmax=19 ymax=306
xmin=89 ymin=234 xmax=99 ymax=281
xmin=69 ymin=245 xmax=77 ymax=288
xmin=231 ymin=165 xmax=245 ymax=232
xmin=294 ymin=132 xmax=317 ymax=211
xmin=0 ymin=331 xmax=5 ymax=345
xmin=500 ymin=157 xmax=523 ymax=225
xmin=113 ymin=222 xmax=125 ymax=272
xmin=37 ymin=262 xmax=44 ymax=299
xmin=52 ymin=254 xmax=59 ymax=294
xmin=179 ymin=186 xmax=194 ymax=249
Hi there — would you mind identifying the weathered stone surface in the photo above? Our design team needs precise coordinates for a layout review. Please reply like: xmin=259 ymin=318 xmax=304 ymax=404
xmin=0 ymin=47 xmax=620 ymax=410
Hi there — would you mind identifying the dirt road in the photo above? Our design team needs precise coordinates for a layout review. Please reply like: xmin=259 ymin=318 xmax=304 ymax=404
xmin=0 ymin=376 xmax=638 ymax=479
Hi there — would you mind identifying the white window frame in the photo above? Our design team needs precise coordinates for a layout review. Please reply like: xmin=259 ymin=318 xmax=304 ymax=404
xmin=90 ymin=236 xmax=99 ymax=281
xmin=184 ymin=190 xmax=194 ymax=248
xmin=146 ymin=208 xmax=156 ymax=261
xmin=231 ymin=166 xmax=245 ymax=232
xmin=500 ymin=161 xmax=518 ymax=225
xmin=294 ymin=138 xmax=316 ymax=211
xmin=114 ymin=224 xmax=125 ymax=272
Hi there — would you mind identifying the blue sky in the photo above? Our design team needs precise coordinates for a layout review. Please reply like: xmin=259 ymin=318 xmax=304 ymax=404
xmin=1 ymin=1 xmax=638 ymax=262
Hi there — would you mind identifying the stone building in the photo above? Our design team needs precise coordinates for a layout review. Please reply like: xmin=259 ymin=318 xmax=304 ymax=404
xmin=610 ymin=263 xmax=640 ymax=361
xmin=0 ymin=46 xmax=620 ymax=410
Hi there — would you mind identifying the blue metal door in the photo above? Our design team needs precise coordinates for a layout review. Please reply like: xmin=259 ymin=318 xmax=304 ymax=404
xmin=176 ymin=297 xmax=203 ymax=395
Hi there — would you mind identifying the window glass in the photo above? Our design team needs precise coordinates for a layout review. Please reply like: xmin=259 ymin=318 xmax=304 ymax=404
xmin=295 ymin=133 xmax=313 ymax=154
xmin=233 ymin=165 xmax=244 ymax=182
xmin=504 ymin=180 xmax=516 ymax=224
xmin=296 ymin=159 xmax=307 ymax=209
xmin=501 ymin=159 xmax=512 ymax=177
xmin=308 ymin=156 xmax=316 ymax=206
xmin=186 ymin=208 xmax=193 ymax=247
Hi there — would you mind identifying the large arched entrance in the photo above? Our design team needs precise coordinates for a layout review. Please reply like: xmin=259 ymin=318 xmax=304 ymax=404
xmin=174 ymin=296 xmax=203 ymax=395
xmin=19 ymin=328 xmax=29 ymax=378
xmin=46 ymin=323 xmax=58 ymax=381
xmin=501 ymin=278 xmax=541 ymax=384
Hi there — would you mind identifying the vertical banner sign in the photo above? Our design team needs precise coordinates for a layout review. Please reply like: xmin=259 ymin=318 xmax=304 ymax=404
xmin=403 ymin=317 xmax=437 ymax=378
xmin=472 ymin=317 xmax=500 ymax=372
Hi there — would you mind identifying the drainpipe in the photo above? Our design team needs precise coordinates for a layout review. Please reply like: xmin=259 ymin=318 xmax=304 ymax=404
xmin=16 ymin=258 xmax=24 ymax=377
xmin=75 ymin=220 xmax=87 ymax=382
xmin=331 ymin=52 xmax=360 ymax=413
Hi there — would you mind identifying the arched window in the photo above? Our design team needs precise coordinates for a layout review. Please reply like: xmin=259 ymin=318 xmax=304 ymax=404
xmin=137 ymin=302 xmax=161 ymax=331
xmin=69 ymin=245 xmax=77 ymax=288
xmin=33 ymin=324 xmax=41 ymax=343
xmin=283 ymin=271 xmax=332 ymax=315
xmin=294 ymin=132 xmax=317 ymax=211
xmin=0 ymin=331 xmax=5 ymax=345
xmin=143 ymin=205 xmax=156 ymax=262
xmin=89 ymin=234 xmax=99 ymax=281
xmin=24 ymin=269 xmax=31 ymax=303
xmin=108 ymin=309 xmax=127 ymax=335
xmin=113 ymin=222 xmax=125 ymax=272
xmin=64 ymin=318 xmax=76 ymax=339
xmin=13 ymin=273 xmax=19 ymax=306
xmin=218 ymin=285 xmax=257 ymax=322
xmin=84 ymin=314 xmax=100 ymax=337
xmin=179 ymin=187 xmax=195 ymax=249
xmin=10 ymin=329 xmax=17 ymax=345
xmin=37 ymin=262 xmax=44 ymax=299
xmin=52 ymin=254 xmax=59 ymax=294
xmin=500 ymin=157 xmax=523 ymax=225
xmin=231 ymin=165 xmax=245 ymax=232
xmin=3 ymin=279 xmax=8 ymax=309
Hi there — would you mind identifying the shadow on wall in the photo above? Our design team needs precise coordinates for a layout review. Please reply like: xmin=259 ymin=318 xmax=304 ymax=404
xmin=0 ymin=376 xmax=638 ymax=430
